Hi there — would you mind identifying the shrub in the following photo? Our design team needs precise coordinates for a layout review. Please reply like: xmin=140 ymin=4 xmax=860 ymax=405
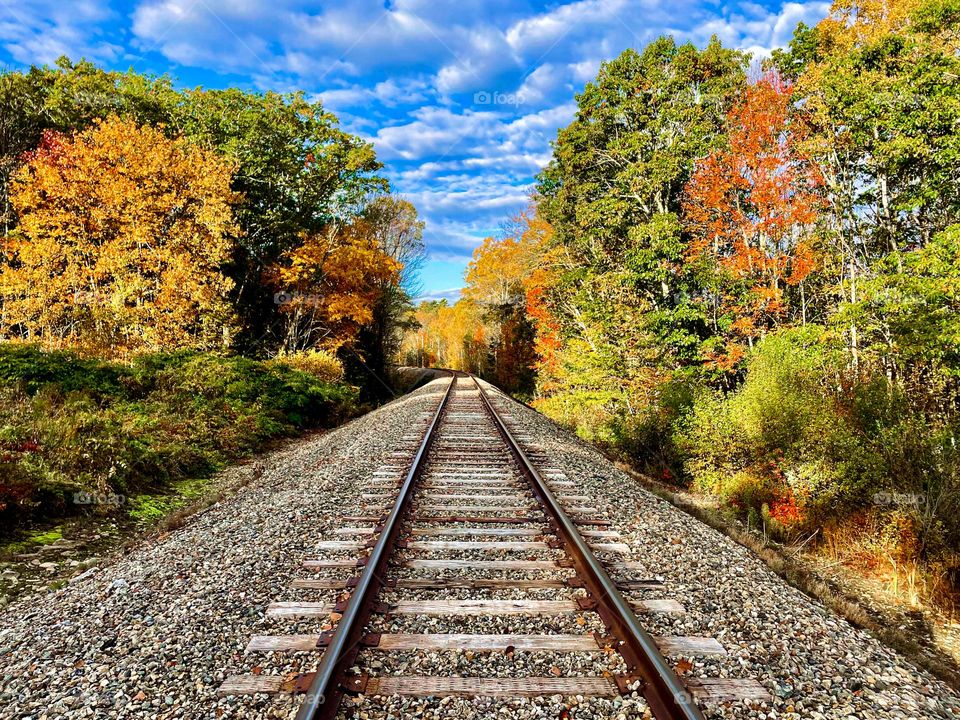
xmin=0 ymin=343 xmax=125 ymax=397
xmin=0 ymin=347 xmax=358 ymax=528
xmin=532 ymin=388 xmax=621 ymax=445
xmin=676 ymin=325 xmax=960 ymax=566
xmin=678 ymin=326 xmax=876 ymax=531
xmin=270 ymin=349 xmax=344 ymax=384
xmin=607 ymin=376 xmax=696 ymax=483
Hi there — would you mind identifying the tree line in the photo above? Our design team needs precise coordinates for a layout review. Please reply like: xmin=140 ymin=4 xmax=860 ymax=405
xmin=0 ymin=58 xmax=424 ymax=387
xmin=404 ymin=0 xmax=960 ymax=600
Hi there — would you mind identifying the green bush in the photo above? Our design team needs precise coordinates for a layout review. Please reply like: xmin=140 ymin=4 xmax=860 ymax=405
xmin=0 ymin=344 xmax=125 ymax=397
xmin=0 ymin=346 xmax=358 ymax=527
xmin=607 ymin=376 xmax=695 ymax=483
xmin=678 ymin=326 xmax=879 ymax=527
xmin=672 ymin=326 xmax=960 ymax=561
xmin=533 ymin=388 xmax=622 ymax=445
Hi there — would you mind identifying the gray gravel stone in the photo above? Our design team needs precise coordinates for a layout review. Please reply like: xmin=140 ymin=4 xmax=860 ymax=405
xmin=0 ymin=380 xmax=448 ymax=720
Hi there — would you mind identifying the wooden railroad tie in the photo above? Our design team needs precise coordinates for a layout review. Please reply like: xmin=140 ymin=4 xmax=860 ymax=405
xmin=219 ymin=672 xmax=770 ymax=702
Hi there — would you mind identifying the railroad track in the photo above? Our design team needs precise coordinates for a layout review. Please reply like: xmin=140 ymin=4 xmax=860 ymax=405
xmin=220 ymin=373 xmax=768 ymax=718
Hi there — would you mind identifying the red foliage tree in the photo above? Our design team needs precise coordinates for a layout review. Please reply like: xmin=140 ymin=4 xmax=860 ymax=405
xmin=684 ymin=71 xmax=824 ymax=362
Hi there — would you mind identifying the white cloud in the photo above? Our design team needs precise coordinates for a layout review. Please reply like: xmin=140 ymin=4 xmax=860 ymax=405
xmin=320 ymin=76 xmax=433 ymax=112
xmin=415 ymin=287 xmax=463 ymax=303
xmin=683 ymin=1 xmax=832 ymax=57
xmin=0 ymin=0 xmax=121 ymax=65
xmin=505 ymin=0 xmax=629 ymax=54
xmin=569 ymin=57 xmax=603 ymax=83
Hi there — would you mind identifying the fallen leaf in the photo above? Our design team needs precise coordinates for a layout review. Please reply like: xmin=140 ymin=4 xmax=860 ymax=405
xmin=329 ymin=612 xmax=343 ymax=622
xmin=252 ymin=666 xmax=262 ymax=676
xmin=504 ymin=645 xmax=515 ymax=656
xmin=575 ymin=616 xmax=586 ymax=626
xmin=549 ymin=665 xmax=562 ymax=677
xmin=133 ymin=691 xmax=146 ymax=702
xmin=674 ymin=658 xmax=694 ymax=675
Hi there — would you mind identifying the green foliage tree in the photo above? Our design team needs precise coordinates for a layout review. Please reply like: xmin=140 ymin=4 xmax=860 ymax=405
xmin=534 ymin=37 xmax=747 ymax=428
xmin=175 ymin=89 xmax=386 ymax=349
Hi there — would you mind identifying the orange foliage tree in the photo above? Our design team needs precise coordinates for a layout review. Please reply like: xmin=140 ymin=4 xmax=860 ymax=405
xmin=683 ymin=71 xmax=824 ymax=365
xmin=463 ymin=209 xmax=552 ymax=392
xmin=2 ymin=117 xmax=239 ymax=355
xmin=270 ymin=219 xmax=401 ymax=353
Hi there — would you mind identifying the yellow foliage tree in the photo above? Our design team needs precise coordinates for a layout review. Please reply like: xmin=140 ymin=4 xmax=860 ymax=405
xmin=817 ymin=0 xmax=925 ymax=50
xmin=271 ymin=219 xmax=401 ymax=353
xmin=463 ymin=210 xmax=550 ymax=306
xmin=401 ymin=300 xmax=487 ymax=372
xmin=2 ymin=116 xmax=239 ymax=356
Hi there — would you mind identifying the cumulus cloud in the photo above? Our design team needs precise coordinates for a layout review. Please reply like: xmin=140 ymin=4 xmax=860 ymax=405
xmin=682 ymin=1 xmax=832 ymax=56
xmin=0 ymin=0 xmax=121 ymax=65
xmin=415 ymin=287 xmax=463 ymax=303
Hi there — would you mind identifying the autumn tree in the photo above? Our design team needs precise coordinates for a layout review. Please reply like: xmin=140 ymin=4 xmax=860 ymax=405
xmin=0 ymin=58 xmax=182 ymax=237
xmin=177 ymin=89 xmax=387 ymax=350
xmin=0 ymin=59 xmax=389 ymax=353
xmin=354 ymin=196 xmax=425 ymax=385
xmin=774 ymin=0 xmax=960 ymax=367
xmin=461 ymin=209 xmax=551 ymax=394
xmin=683 ymin=71 xmax=824 ymax=367
xmin=533 ymin=37 xmax=747 ymax=435
xmin=401 ymin=300 xmax=488 ymax=373
xmin=2 ymin=117 xmax=238 ymax=355
xmin=270 ymin=219 xmax=401 ymax=354
xmin=464 ymin=227 xmax=542 ymax=306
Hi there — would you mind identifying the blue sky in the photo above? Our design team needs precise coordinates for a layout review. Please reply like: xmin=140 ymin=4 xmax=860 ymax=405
xmin=1 ymin=0 xmax=831 ymax=300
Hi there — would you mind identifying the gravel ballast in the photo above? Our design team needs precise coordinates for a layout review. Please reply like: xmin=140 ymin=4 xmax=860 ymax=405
xmin=0 ymin=380 xmax=447 ymax=720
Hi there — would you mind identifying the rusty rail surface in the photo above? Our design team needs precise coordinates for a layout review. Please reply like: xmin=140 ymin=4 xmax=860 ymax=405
xmin=295 ymin=372 xmax=456 ymax=720
xmin=470 ymin=373 xmax=705 ymax=720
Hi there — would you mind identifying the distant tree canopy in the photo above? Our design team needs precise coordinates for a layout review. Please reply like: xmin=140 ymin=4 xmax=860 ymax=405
xmin=402 ymin=208 xmax=548 ymax=396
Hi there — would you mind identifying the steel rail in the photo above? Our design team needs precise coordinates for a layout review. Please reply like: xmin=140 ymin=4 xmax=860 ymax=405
xmin=470 ymin=374 xmax=705 ymax=720
xmin=295 ymin=372 xmax=457 ymax=720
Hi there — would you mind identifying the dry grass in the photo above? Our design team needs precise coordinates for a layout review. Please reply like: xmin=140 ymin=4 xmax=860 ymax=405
xmin=612 ymin=460 xmax=960 ymax=692
xmin=819 ymin=516 xmax=958 ymax=618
